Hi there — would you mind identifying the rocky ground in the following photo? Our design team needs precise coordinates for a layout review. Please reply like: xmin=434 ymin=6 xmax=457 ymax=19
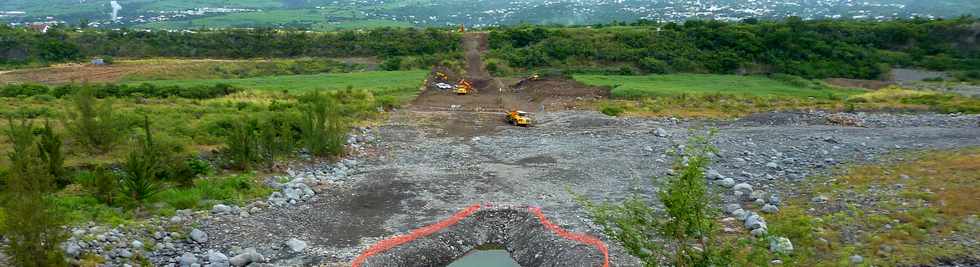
xmin=58 ymin=109 xmax=979 ymax=266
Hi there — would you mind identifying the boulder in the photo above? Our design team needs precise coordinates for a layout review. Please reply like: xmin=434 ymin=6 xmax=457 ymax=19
xmin=211 ymin=204 xmax=232 ymax=215
xmin=733 ymin=183 xmax=753 ymax=193
xmin=769 ymin=237 xmax=794 ymax=254
xmin=285 ymin=238 xmax=307 ymax=253
xmin=761 ymin=204 xmax=779 ymax=214
xmin=719 ymin=178 xmax=736 ymax=188
xmin=208 ymin=250 xmax=230 ymax=267
xmin=724 ymin=204 xmax=741 ymax=214
xmin=179 ymin=252 xmax=198 ymax=267
xmin=190 ymin=229 xmax=208 ymax=243
xmin=229 ymin=248 xmax=263 ymax=267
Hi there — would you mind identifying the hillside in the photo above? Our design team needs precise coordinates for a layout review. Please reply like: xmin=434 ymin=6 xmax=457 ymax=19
xmin=2 ymin=0 xmax=979 ymax=30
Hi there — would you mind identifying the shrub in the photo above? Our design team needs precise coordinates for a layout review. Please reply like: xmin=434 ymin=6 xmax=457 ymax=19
xmin=1 ymin=118 xmax=68 ymax=267
xmin=65 ymin=87 xmax=126 ymax=154
xmin=300 ymin=90 xmax=348 ymax=158
xmin=120 ymin=116 xmax=162 ymax=206
xmin=0 ymin=84 xmax=49 ymax=97
xmin=223 ymin=117 xmax=260 ymax=170
xmin=581 ymin=131 xmax=740 ymax=266
xmin=639 ymin=57 xmax=671 ymax=74
xmin=37 ymin=120 xmax=66 ymax=187
xmin=380 ymin=57 xmax=403 ymax=71
xmin=600 ymin=105 xmax=626 ymax=116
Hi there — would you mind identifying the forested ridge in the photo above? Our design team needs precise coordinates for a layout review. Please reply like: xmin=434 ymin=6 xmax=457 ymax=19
xmin=488 ymin=17 xmax=980 ymax=79
xmin=2 ymin=17 xmax=979 ymax=80
xmin=0 ymin=27 xmax=461 ymax=67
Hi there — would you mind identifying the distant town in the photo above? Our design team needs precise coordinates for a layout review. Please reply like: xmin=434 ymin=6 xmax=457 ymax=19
xmin=1 ymin=0 xmax=968 ymax=30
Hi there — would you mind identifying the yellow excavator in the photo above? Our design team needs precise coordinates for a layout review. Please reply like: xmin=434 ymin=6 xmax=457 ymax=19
xmin=506 ymin=110 xmax=531 ymax=127
xmin=455 ymin=79 xmax=473 ymax=95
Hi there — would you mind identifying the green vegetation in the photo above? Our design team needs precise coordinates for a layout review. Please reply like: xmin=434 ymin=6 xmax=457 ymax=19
xmin=489 ymin=18 xmax=980 ymax=79
xmin=574 ymin=74 xmax=862 ymax=99
xmin=1 ymin=118 xmax=68 ymax=267
xmin=0 ymin=26 xmax=460 ymax=69
xmin=766 ymin=149 xmax=980 ymax=266
xmin=581 ymin=132 xmax=763 ymax=266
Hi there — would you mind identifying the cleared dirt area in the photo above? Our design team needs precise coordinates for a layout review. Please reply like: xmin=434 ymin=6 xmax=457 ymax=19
xmin=409 ymin=32 xmax=609 ymax=138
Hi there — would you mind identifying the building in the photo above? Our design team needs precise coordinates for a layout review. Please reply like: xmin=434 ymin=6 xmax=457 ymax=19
xmin=28 ymin=23 xmax=50 ymax=33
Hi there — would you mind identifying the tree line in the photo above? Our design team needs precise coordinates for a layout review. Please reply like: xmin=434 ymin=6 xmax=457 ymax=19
xmin=0 ymin=26 xmax=461 ymax=68
xmin=487 ymin=17 xmax=980 ymax=79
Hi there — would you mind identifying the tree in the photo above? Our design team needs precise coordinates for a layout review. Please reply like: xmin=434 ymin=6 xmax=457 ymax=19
xmin=65 ymin=87 xmax=124 ymax=154
xmin=37 ymin=120 xmax=66 ymax=187
xmin=1 ymin=118 xmax=68 ymax=267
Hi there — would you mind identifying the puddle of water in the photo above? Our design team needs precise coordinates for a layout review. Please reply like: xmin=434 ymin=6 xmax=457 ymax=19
xmin=447 ymin=249 xmax=520 ymax=267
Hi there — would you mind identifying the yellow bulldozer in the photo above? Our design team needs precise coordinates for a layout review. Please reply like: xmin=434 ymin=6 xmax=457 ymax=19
xmin=455 ymin=79 xmax=473 ymax=95
xmin=506 ymin=110 xmax=531 ymax=127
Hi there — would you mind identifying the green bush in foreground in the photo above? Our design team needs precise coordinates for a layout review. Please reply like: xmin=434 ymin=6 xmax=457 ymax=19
xmin=1 ymin=118 xmax=68 ymax=267
xmin=120 ymin=116 xmax=162 ymax=207
xmin=582 ymin=131 xmax=753 ymax=266
xmin=300 ymin=90 xmax=348 ymax=158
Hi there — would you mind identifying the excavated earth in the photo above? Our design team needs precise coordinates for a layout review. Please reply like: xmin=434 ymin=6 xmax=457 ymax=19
xmin=196 ymin=109 xmax=980 ymax=266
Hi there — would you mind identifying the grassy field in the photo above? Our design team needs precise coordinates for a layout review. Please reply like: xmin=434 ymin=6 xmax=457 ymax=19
xmin=766 ymin=149 xmax=980 ymax=266
xmin=129 ymin=70 xmax=425 ymax=96
xmin=575 ymin=74 xmax=865 ymax=99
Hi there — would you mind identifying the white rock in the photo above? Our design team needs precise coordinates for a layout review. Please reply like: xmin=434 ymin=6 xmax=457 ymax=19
xmin=706 ymin=169 xmax=724 ymax=180
xmin=733 ymin=209 xmax=748 ymax=221
xmin=849 ymin=255 xmax=864 ymax=264
xmin=750 ymin=228 xmax=767 ymax=237
xmin=179 ymin=252 xmax=198 ymax=267
xmin=733 ymin=183 xmax=753 ymax=193
xmin=190 ymin=229 xmax=208 ymax=243
xmin=745 ymin=214 xmax=767 ymax=230
xmin=65 ymin=242 xmax=82 ymax=258
xmin=719 ymin=178 xmax=736 ymax=188
xmin=211 ymin=204 xmax=232 ymax=215
xmin=761 ymin=204 xmax=779 ymax=214
xmin=725 ymin=204 xmax=741 ymax=214
xmin=131 ymin=240 xmax=143 ymax=249
xmin=285 ymin=238 xmax=307 ymax=252
xmin=208 ymin=250 xmax=230 ymax=267
xmin=769 ymin=237 xmax=794 ymax=254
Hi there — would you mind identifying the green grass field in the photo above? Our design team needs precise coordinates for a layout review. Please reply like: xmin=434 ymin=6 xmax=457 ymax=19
xmin=130 ymin=70 xmax=425 ymax=92
xmin=575 ymin=74 xmax=865 ymax=99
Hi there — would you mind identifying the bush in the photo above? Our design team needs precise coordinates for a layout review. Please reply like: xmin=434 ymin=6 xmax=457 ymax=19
xmin=380 ymin=57 xmax=403 ymax=71
xmin=600 ymin=105 xmax=626 ymax=116
xmin=581 ymin=131 xmax=742 ymax=266
xmin=223 ymin=117 xmax=260 ymax=170
xmin=0 ymin=84 xmax=48 ymax=97
xmin=300 ymin=90 xmax=348 ymax=158
xmin=120 ymin=116 xmax=162 ymax=206
xmin=639 ymin=57 xmax=671 ymax=74
xmin=65 ymin=87 xmax=126 ymax=154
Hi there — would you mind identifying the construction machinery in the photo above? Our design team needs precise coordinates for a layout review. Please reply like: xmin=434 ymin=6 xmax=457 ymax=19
xmin=515 ymin=73 xmax=540 ymax=88
xmin=506 ymin=110 xmax=532 ymax=127
xmin=435 ymin=71 xmax=449 ymax=81
xmin=455 ymin=79 xmax=473 ymax=95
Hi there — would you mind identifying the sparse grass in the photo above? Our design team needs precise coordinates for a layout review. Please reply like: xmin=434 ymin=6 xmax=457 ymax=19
xmin=766 ymin=148 xmax=980 ymax=266
xmin=574 ymin=74 xmax=864 ymax=99
xmin=153 ymin=173 xmax=274 ymax=211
